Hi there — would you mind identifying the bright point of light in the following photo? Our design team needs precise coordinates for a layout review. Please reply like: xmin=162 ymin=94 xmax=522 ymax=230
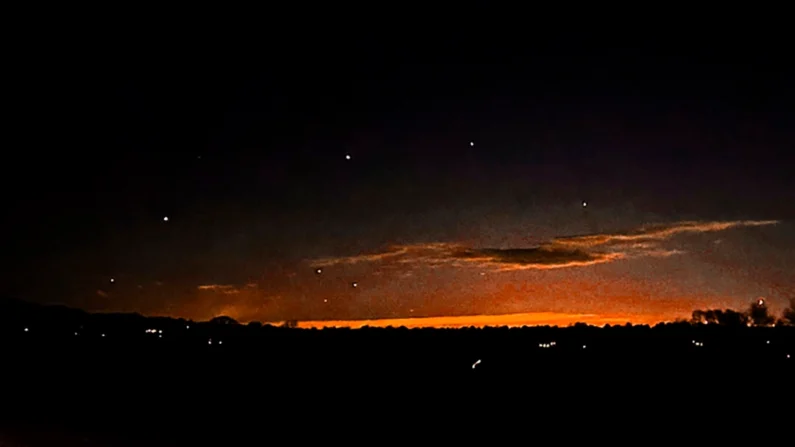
xmin=787 ymin=354 xmax=791 ymax=359
xmin=757 ymin=299 xmax=765 ymax=306
xmin=110 ymin=278 xmax=115 ymax=283
xmin=582 ymin=345 xmax=586 ymax=349
xmin=208 ymin=339 xmax=212 ymax=345
xmin=472 ymin=359 xmax=481 ymax=369
xmin=766 ymin=340 xmax=770 ymax=344
xmin=345 ymin=154 xmax=351 ymax=160
xmin=158 ymin=334 xmax=162 ymax=338
xmin=24 ymin=328 xmax=28 ymax=332
xmin=323 ymin=299 xmax=328 ymax=303
xmin=218 ymin=341 xmax=223 ymax=345
xmin=352 ymin=282 xmax=358 ymax=288
xmin=469 ymin=141 xmax=474 ymax=147
xmin=101 ymin=334 xmax=105 ymax=337
xmin=582 ymin=201 xmax=587 ymax=207
xmin=158 ymin=330 xmax=163 ymax=334
xmin=316 ymin=268 xmax=322 ymax=274
xmin=74 ymin=332 xmax=78 ymax=336
xmin=163 ymin=216 xmax=169 ymax=222
xmin=186 ymin=325 xmax=190 ymax=329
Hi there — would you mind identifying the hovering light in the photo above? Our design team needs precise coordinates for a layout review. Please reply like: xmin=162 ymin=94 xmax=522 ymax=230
xmin=110 ymin=278 xmax=115 ymax=283
xmin=323 ymin=299 xmax=328 ymax=303
xmin=158 ymin=334 xmax=162 ymax=339
xmin=158 ymin=330 xmax=163 ymax=334
xmin=787 ymin=354 xmax=791 ymax=359
xmin=582 ymin=201 xmax=587 ymax=208
xmin=582 ymin=345 xmax=586 ymax=349
xmin=101 ymin=334 xmax=105 ymax=337
xmin=186 ymin=325 xmax=190 ymax=329
xmin=316 ymin=268 xmax=322 ymax=274
xmin=163 ymin=216 xmax=169 ymax=222
xmin=24 ymin=328 xmax=28 ymax=332
xmin=766 ymin=340 xmax=770 ymax=344
xmin=757 ymin=298 xmax=765 ymax=306
xmin=472 ymin=359 xmax=481 ymax=369
xmin=208 ymin=339 xmax=212 ymax=345
xmin=74 ymin=332 xmax=78 ymax=336
xmin=352 ymin=282 xmax=358 ymax=288
xmin=218 ymin=341 xmax=223 ymax=345
xmin=345 ymin=154 xmax=351 ymax=160
xmin=469 ymin=141 xmax=474 ymax=147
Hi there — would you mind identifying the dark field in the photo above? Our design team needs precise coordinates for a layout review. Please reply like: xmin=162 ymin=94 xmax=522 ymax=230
xmin=1 ymin=298 xmax=792 ymax=445
xmin=2 ymin=324 xmax=793 ymax=445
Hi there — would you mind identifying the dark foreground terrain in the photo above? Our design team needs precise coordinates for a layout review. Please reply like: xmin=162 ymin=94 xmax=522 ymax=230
xmin=1 ymin=300 xmax=793 ymax=445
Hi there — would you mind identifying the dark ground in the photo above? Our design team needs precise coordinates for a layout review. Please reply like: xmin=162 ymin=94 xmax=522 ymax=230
xmin=1 ymin=322 xmax=792 ymax=445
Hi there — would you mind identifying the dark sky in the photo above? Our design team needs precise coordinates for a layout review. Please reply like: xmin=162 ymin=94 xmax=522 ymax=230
xmin=4 ymin=27 xmax=793 ymax=326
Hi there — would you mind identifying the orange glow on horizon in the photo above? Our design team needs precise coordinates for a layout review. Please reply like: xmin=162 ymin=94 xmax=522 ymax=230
xmin=289 ymin=311 xmax=672 ymax=329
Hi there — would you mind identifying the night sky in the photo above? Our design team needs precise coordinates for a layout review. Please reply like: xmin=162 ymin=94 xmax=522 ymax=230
xmin=4 ymin=29 xmax=793 ymax=326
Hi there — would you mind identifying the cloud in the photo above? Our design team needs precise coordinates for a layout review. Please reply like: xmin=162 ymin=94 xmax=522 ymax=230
xmin=308 ymin=220 xmax=779 ymax=271
xmin=197 ymin=284 xmax=243 ymax=294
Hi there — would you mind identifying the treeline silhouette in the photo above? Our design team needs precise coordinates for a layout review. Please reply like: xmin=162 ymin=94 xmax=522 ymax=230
xmin=1 ymin=296 xmax=793 ymax=445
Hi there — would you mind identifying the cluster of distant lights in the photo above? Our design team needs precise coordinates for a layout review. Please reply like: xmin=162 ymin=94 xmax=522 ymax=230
xmin=145 ymin=328 xmax=164 ymax=338
xmin=536 ymin=341 xmax=589 ymax=349
xmin=16 ymin=326 xmax=792 ymax=361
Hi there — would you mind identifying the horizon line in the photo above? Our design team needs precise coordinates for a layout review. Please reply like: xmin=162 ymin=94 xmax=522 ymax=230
xmin=281 ymin=312 xmax=674 ymax=329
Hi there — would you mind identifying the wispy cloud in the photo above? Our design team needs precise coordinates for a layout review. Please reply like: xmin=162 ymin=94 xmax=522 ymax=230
xmin=308 ymin=220 xmax=779 ymax=271
xmin=198 ymin=284 xmax=243 ymax=294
